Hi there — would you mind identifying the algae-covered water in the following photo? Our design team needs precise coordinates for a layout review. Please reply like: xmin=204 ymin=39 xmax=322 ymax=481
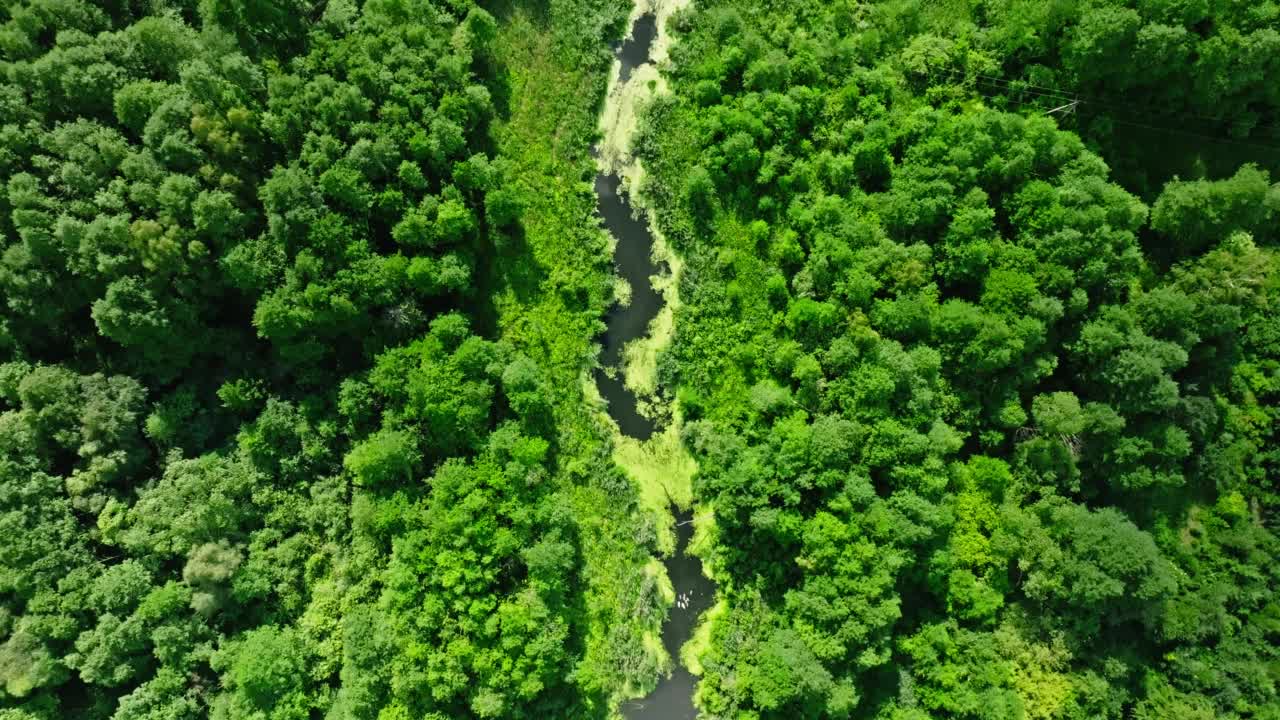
xmin=592 ymin=7 xmax=716 ymax=719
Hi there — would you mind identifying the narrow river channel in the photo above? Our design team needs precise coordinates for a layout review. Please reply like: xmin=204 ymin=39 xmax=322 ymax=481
xmin=592 ymin=8 xmax=715 ymax=719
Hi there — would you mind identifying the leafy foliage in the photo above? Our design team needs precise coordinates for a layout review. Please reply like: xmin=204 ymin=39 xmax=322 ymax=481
xmin=3 ymin=0 xmax=1278 ymax=718
xmin=0 ymin=0 xmax=638 ymax=717
xmin=638 ymin=1 xmax=1280 ymax=717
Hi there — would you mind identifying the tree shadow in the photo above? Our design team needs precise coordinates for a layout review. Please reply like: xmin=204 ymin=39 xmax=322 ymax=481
xmin=471 ymin=218 xmax=548 ymax=341
xmin=483 ymin=0 xmax=557 ymax=32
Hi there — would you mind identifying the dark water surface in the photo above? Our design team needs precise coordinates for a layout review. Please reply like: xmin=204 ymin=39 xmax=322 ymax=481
xmin=593 ymin=10 xmax=663 ymax=441
xmin=592 ymin=12 xmax=716 ymax=719
xmin=618 ymin=13 xmax=658 ymax=85
xmin=620 ymin=510 xmax=715 ymax=720
xmin=593 ymin=170 xmax=663 ymax=440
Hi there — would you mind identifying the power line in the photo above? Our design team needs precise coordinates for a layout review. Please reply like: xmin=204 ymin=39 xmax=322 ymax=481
xmin=926 ymin=70 xmax=1280 ymax=149
xmin=966 ymin=86 xmax=1280 ymax=153
xmin=933 ymin=68 xmax=1280 ymax=137
xmin=936 ymin=70 xmax=1078 ymax=102
xmin=1045 ymin=99 xmax=1080 ymax=116
xmin=1103 ymin=117 xmax=1280 ymax=154
xmin=955 ymin=72 xmax=1078 ymax=100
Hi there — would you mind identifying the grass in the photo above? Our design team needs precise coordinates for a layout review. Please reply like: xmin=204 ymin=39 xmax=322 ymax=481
xmin=490 ymin=1 xmax=726 ymax=712
xmin=612 ymin=423 xmax=698 ymax=554
xmin=680 ymin=599 xmax=726 ymax=676
xmin=489 ymin=2 xmax=689 ymax=714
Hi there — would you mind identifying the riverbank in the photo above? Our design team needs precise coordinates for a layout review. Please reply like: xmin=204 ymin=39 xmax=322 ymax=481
xmin=587 ymin=2 xmax=719 ymax=718
xmin=488 ymin=2 xmax=678 ymax=714
xmin=589 ymin=0 xmax=699 ymax=554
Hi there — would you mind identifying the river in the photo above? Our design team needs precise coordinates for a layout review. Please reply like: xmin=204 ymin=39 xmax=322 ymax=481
xmin=591 ymin=10 xmax=660 ymax=442
xmin=591 ymin=8 xmax=715 ymax=720
xmin=618 ymin=510 xmax=714 ymax=720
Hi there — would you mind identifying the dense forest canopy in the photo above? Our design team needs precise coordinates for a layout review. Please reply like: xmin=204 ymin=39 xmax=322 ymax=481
xmin=637 ymin=0 xmax=1280 ymax=717
xmin=0 ymin=0 xmax=663 ymax=717
xmin=1 ymin=0 xmax=1278 ymax=719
